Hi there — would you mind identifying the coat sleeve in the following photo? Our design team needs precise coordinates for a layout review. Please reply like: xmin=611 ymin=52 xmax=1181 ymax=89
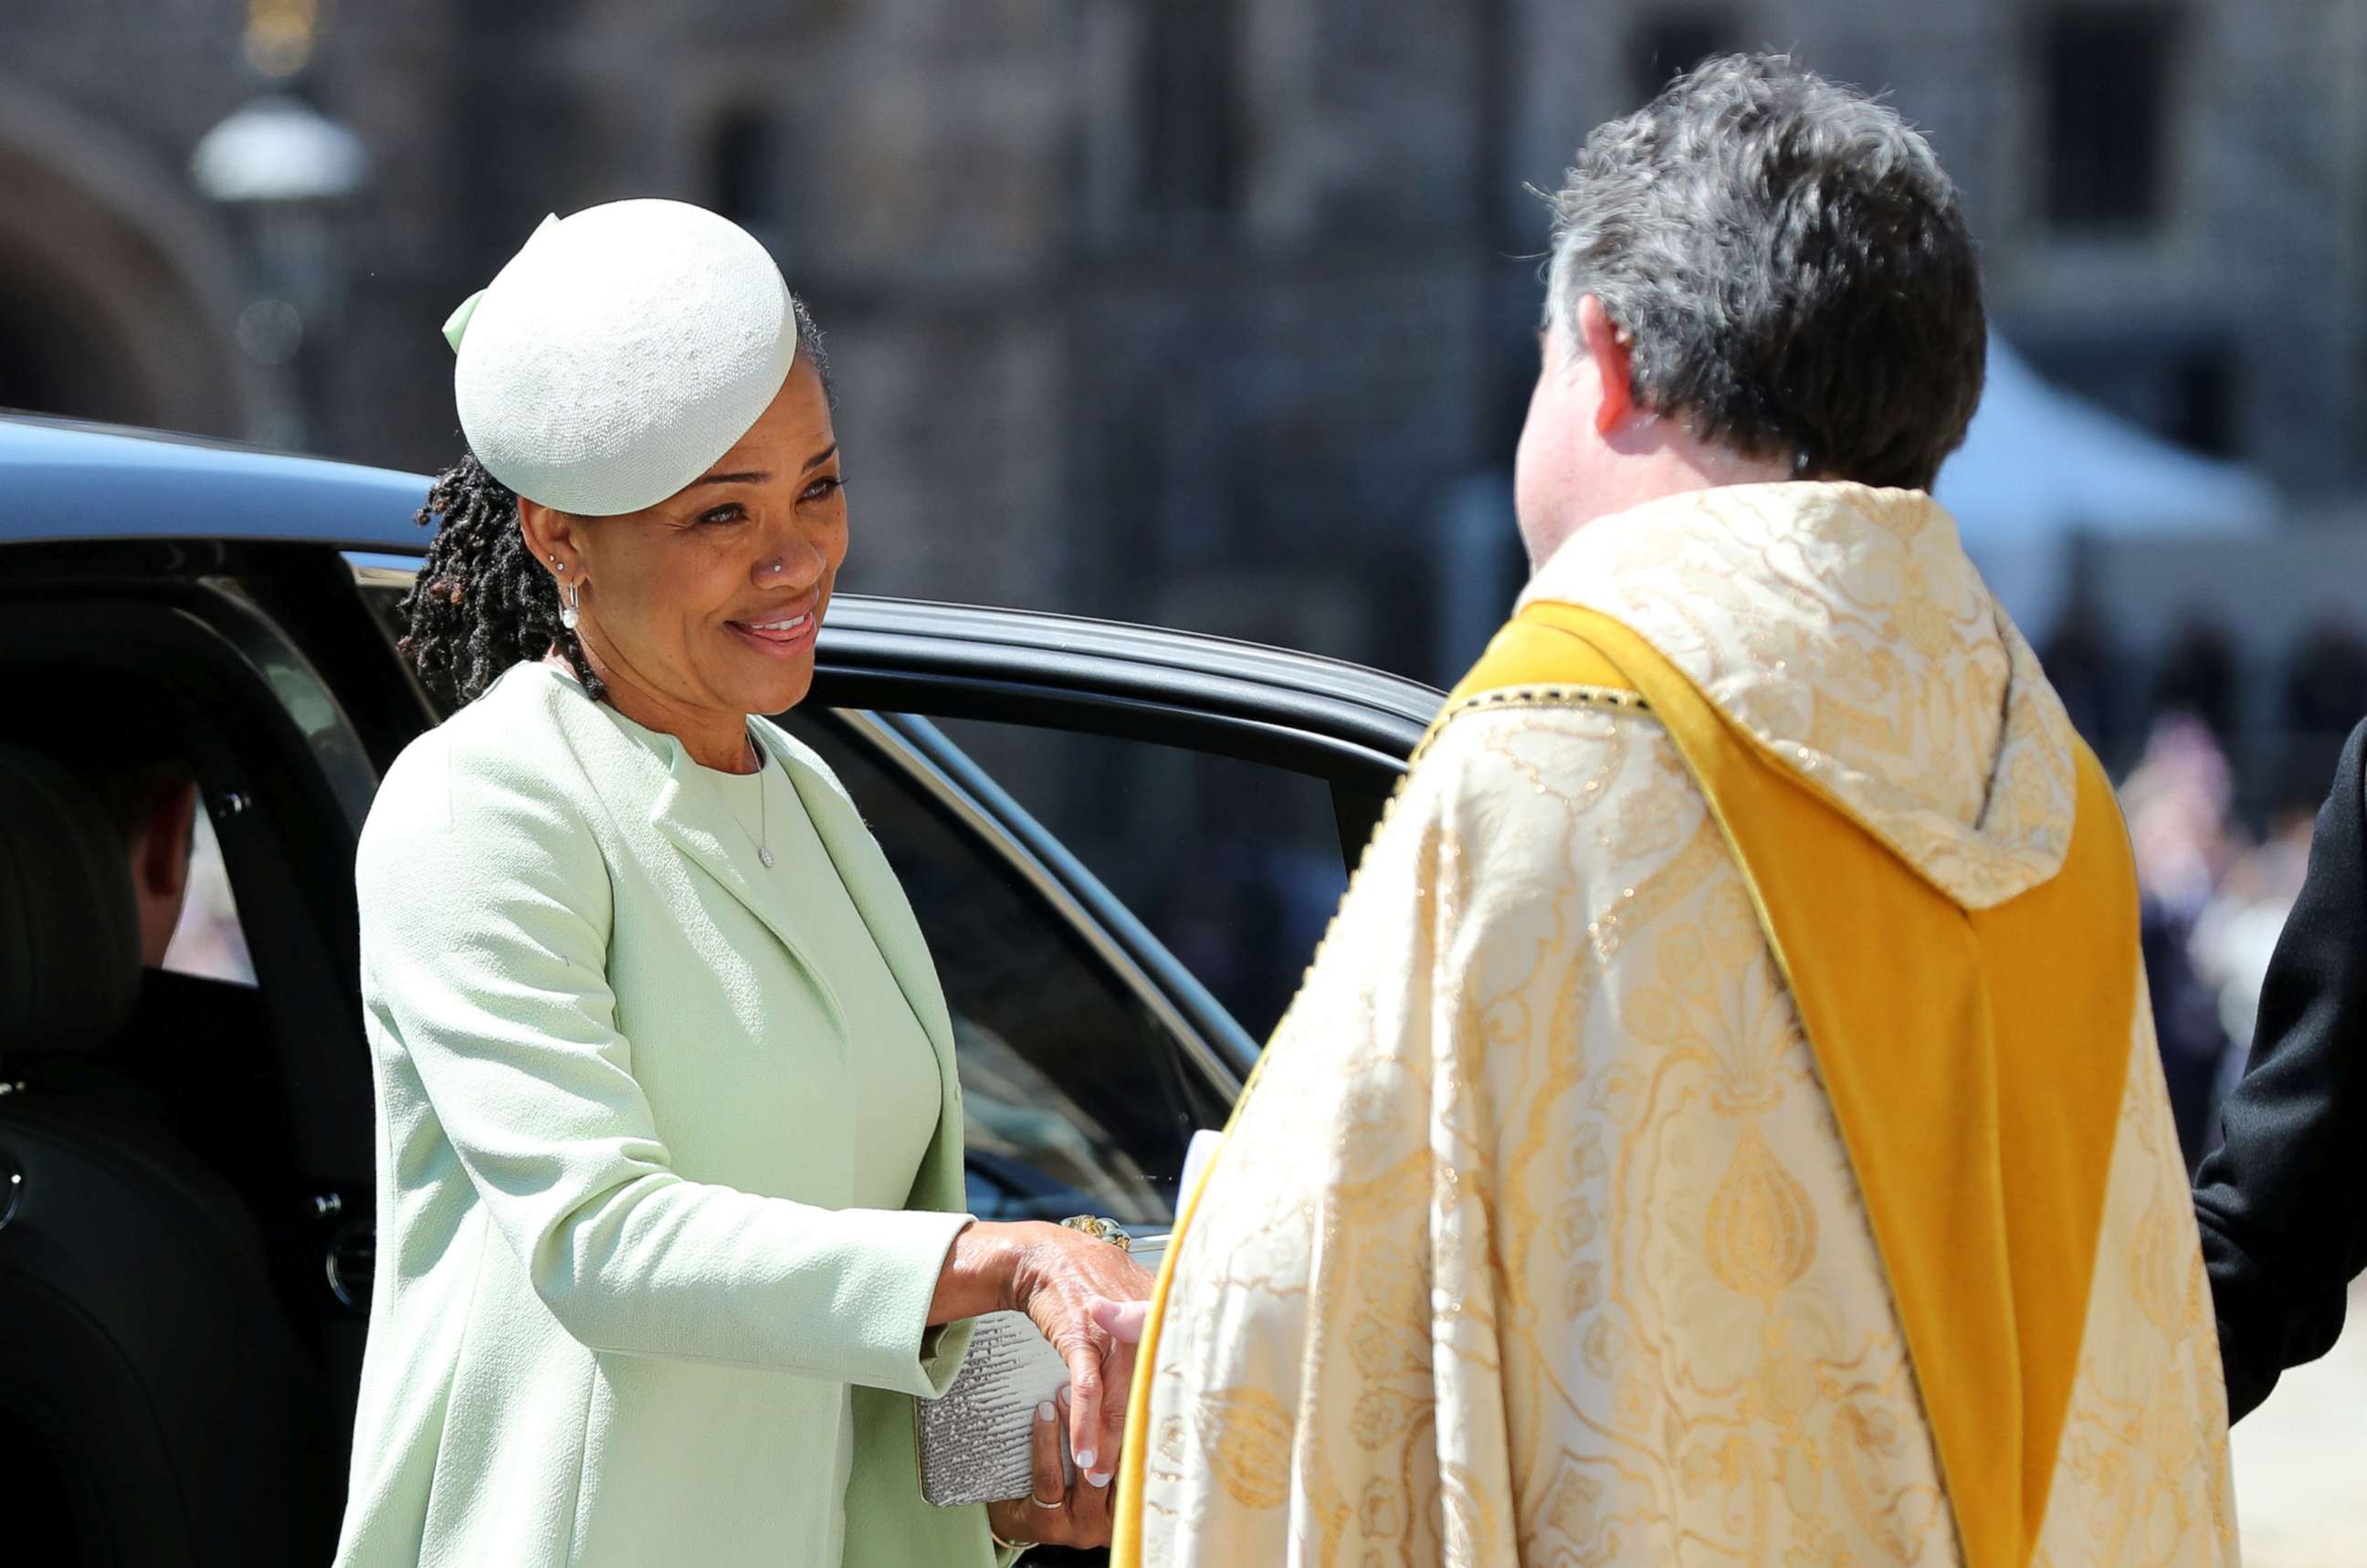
xmin=357 ymin=730 xmax=973 ymax=1397
xmin=2193 ymin=717 xmax=2367 ymax=1420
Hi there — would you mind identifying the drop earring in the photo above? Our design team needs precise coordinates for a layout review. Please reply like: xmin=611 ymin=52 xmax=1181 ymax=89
xmin=560 ymin=579 xmax=582 ymax=631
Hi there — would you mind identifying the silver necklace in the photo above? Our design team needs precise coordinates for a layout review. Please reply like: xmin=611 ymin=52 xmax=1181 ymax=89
xmin=720 ymin=728 xmax=773 ymax=867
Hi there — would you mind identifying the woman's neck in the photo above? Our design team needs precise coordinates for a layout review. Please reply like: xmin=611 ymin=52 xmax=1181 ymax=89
xmin=544 ymin=648 xmax=756 ymax=773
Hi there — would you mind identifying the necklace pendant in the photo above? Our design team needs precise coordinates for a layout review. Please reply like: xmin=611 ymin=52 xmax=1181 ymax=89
xmin=757 ymin=846 xmax=774 ymax=868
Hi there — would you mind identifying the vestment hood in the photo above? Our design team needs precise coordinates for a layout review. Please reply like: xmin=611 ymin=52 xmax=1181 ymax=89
xmin=1523 ymin=481 xmax=2078 ymax=910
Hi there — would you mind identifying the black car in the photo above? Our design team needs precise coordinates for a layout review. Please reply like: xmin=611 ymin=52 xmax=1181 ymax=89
xmin=0 ymin=414 xmax=1442 ymax=1565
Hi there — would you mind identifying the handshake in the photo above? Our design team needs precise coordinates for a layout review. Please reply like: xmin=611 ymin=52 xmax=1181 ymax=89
xmin=923 ymin=1135 xmax=1217 ymax=1549
xmin=919 ymin=1220 xmax=1155 ymax=1550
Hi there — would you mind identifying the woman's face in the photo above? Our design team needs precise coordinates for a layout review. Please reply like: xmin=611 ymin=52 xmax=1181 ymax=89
xmin=560 ymin=359 xmax=847 ymax=723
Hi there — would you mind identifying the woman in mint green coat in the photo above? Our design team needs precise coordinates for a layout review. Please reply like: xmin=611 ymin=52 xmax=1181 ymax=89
xmin=333 ymin=201 xmax=1148 ymax=1568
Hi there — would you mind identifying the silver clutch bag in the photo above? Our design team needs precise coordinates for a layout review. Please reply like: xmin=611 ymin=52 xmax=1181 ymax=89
xmin=917 ymin=1229 xmax=1166 ymax=1509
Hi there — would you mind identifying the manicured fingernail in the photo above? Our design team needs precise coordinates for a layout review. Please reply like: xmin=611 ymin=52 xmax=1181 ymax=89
xmin=1036 ymin=1402 xmax=1056 ymax=1423
xmin=1057 ymin=1385 xmax=1071 ymax=1408
xmin=1077 ymin=1448 xmax=1098 ymax=1469
xmin=1089 ymin=1470 xmax=1113 ymax=1488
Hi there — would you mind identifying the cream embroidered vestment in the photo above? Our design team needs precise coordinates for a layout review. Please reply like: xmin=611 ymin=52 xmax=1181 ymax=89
xmin=1115 ymin=484 xmax=2236 ymax=1566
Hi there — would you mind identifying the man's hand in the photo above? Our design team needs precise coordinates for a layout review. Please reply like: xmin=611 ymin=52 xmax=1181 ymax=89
xmin=1089 ymin=1294 xmax=1150 ymax=1345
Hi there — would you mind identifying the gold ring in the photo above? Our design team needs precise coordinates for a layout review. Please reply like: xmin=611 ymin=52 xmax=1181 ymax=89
xmin=1060 ymin=1215 xmax=1131 ymax=1250
xmin=1030 ymin=1489 xmax=1065 ymax=1510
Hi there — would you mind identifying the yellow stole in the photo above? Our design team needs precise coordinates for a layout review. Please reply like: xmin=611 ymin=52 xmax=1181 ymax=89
xmin=1114 ymin=599 xmax=2135 ymax=1568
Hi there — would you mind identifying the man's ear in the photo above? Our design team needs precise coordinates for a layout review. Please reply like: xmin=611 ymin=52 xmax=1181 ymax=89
xmin=1576 ymin=294 xmax=1636 ymax=436
xmin=141 ymin=780 xmax=199 ymax=903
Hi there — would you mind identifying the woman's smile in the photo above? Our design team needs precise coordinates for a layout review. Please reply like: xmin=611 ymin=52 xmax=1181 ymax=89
xmin=726 ymin=602 xmax=820 ymax=658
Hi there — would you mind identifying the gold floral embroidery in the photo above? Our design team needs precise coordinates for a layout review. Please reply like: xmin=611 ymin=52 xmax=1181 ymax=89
xmin=1192 ymin=1388 xmax=1295 ymax=1510
xmin=1704 ymin=1123 xmax=1819 ymax=1304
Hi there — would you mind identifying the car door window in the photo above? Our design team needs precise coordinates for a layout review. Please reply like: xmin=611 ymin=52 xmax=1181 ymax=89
xmin=928 ymin=719 xmax=1352 ymax=1045
xmin=161 ymin=796 xmax=258 ymax=986
xmin=779 ymin=710 xmax=1237 ymax=1226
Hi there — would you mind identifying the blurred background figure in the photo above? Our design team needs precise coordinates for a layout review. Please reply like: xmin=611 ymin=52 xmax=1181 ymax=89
xmin=2275 ymin=624 xmax=2367 ymax=816
xmin=2153 ymin=622 xmax=2245 ymax=758
xmin=2039 ymin=584 xmax=2127 ymax=764
xmin=2191 ymin=799 xmax=2316 ymax=1110
xmin=2120 ymin=710 xmax=2240 ymax=1168
xmin=2187 ymin=628 xmax=2367 ymax=1104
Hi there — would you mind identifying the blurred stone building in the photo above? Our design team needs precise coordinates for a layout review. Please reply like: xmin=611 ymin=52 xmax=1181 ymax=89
xmin=5 ymin=0 xmax=2365 ymax=684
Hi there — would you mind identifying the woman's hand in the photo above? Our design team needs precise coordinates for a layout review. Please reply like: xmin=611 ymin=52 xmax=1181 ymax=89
xmin=931 ymin=1220 xmax=1154 ymax=1478
xmin=1010 ymin=1224 xmax=1153 ymax=1481
xmin=984 ymin=1390 xmax=1111 ymax=1550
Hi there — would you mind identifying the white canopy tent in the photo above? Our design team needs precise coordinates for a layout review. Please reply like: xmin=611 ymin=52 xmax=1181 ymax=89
xmin=1935 ymin=333 xmax=2278 ymax=641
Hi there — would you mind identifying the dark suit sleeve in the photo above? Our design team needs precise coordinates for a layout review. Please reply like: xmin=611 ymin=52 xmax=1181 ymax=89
xmin=2194 ymin=717 xmax=2367 ymax=1420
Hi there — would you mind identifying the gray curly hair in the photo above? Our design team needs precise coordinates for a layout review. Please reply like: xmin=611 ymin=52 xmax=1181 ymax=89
xmin=1544 ymin=52 xmax=1985 ymax=492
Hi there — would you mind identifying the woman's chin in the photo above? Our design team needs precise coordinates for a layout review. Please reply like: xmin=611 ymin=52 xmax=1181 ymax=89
xmin=718 ymin=620 xmax=822 ymax=713
xmin=732 ymin=661 xmax=815 ymax=719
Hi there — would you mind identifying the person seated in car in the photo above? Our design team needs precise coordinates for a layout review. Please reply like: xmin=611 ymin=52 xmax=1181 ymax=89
xmin=21 ymin=699 xmax=198 ymax=970
xmin=12 ymin=694 xmax=282 ymax=1204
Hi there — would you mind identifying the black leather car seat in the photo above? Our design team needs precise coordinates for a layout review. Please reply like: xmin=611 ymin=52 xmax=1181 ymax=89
xmin=0 ymin=742 xmax=336 ymax=1566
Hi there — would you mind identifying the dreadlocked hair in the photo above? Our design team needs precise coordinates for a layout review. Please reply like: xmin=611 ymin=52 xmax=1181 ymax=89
xmin=398 ymin=294 xmax=835 ymax=709
xmin=397 ymin=454 xmax=600 ymax=706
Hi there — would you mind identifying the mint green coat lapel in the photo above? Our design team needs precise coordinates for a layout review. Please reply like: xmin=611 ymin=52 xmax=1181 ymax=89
xmin=756 ymin=722 xmax=968 ymax=1205
xmin=641 ymin=741 xmax=853 ymax=1045
xmin=764 ymin=729 xmax=959 ymax=1056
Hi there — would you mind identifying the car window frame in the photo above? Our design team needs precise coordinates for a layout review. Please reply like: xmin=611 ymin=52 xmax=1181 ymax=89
xmin=807 ymin=596 xmax=1436 ymax=996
